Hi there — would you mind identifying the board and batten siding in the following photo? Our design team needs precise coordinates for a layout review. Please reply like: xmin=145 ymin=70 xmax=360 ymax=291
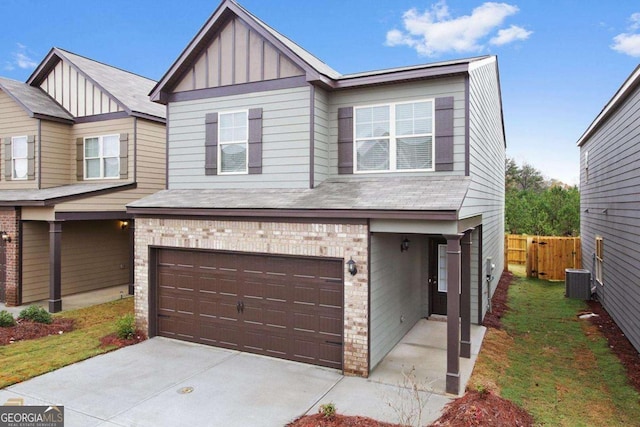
xmin=0 ymin=90 xmax=39 ymax=190
xmin=39 ymin=59 xmax=123 ymax=117
xmin=313 ymin=87 xmax=330 ymax=186
xmin=580 ymin=81 xmax=640 ymax=352
xmin=21 ymin=220 xmax=130 ymax=302
xmin=460 ymin=58 xmax=505 ymax=321
xmin=40 ymin=120 xmax=73 ymax=188
xmin=370 ymin=233 xmax=425 ymax=369
xmin=327 ymin=77 xmax=467 ymax=179
xmin=168 ymin=86 xmax=311 ymax=189
xmin=57 ymin=118 xmax=166 ymax=212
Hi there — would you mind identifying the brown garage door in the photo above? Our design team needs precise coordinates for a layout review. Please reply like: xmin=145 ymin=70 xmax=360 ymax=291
xmin=155 ymin=249 xmax=344 ymax=369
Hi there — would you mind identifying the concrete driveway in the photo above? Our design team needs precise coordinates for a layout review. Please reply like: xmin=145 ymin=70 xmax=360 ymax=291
xmin=0 ymin=338 xmax=451 ymax=426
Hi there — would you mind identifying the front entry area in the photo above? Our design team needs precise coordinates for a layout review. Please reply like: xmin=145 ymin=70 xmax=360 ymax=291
xmin=429 ymin=237 xmax=448 ymax=315
xmin=153 ymin=248 xmax=344 ymax=370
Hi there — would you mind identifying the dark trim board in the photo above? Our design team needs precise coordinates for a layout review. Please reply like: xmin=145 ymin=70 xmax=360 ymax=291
xmin=74 ymin=111 xmax=129 ymax=123
xmin=132 ymin=214 xmax=367 ymax=225
xmin=127 ymin=207 xmax=458 ymax=221
xmin=54 ymin=211 xmax=132 ymax=221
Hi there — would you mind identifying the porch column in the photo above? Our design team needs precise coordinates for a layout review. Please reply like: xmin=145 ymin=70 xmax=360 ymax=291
xmin=48 ymin=221 xmax=62 ymax=313
xmin=444 ymin=233 xmax=463 ymax=395
xmin=128 ymin=219 xmax=135 ymax=295
xmin=461 ymin=229 xmax=473 ymax=358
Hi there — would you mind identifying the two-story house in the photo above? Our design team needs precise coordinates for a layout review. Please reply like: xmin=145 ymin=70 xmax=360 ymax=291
xmin=128 ymin=0 xmax=505 ymax=394
xmin=0 ymin=48 xmax=165 ymax=313
xmin=577 ymin=64 xmax=640 ymax=353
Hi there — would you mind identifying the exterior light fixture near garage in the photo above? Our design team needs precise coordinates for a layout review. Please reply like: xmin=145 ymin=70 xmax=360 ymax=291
xmin=346 ymin=257 xmax=357 ymax=276
xmin=1 ymin=231 xmax=11 ymax=243
xmin=120 ymin=220 xmax=129 ymax=230
xmin=400 ymin=237 xmax=410 ymax=252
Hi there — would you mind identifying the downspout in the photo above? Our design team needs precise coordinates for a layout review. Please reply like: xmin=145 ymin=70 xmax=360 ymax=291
xmin=37 ymin=119 xmax=42 ymax=189
xmin=133 ymin=117 xmax=138 ymax=182
xmin=309 ymin=84 xmax=315 ymax=189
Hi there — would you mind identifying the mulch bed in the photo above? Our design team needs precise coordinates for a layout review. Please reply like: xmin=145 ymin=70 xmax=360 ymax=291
xmin=584 ymin=299 xmax=640 ymax=393
xmin=99 ymin=330 xmax=147 ymax=348
xmin=0 ymin=318 xmax=75 ymax=345
xmin=482 ymin=270 xmax=512 ymax=330
xmin=287 ymin=414 xmax=401 ymax=427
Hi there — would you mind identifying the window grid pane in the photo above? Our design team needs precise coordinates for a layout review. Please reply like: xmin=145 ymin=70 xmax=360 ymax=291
xmin=355 ymin=101 xmax=433 ymax=173
xmin=13 ymin=159 xmax=28 ymax=179
xmin=220 ymin=143 xmax=247 ymax=173
xmin=84 ymin=135 xmax=120 ymax=179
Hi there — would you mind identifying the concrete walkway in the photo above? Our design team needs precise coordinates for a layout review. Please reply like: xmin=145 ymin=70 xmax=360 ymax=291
xmin=0 ymin=337 xmax=456 ymax=427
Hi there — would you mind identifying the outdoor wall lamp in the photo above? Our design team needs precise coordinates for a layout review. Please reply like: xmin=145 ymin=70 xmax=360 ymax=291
xmin=400 ymin=237 xmax=410 ymax=252
xmin=1 ymin=232 xmax=10 ymax=243
xmin=120 ymin=220 xmax=129 ymax=230
xmin=346 ymin=257 xmax=357 ymax=276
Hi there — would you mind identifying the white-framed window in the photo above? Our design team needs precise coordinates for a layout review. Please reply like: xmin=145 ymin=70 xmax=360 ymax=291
xmin=354 ymin=100 xmax=434 ymax=173
xmin=438 ymin=244 xmax=447 ymax=292
xmin=84 ymin=134 xmax=120 ymax=179
xmin=218 ymin=110 xmax=248 ymax=174
xmin=595 ymin=236 xmax=603 ymax=284
xmin=11 ymin=136 xmax=28 ymax=180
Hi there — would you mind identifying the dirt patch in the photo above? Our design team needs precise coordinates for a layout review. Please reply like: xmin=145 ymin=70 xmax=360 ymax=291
xmin=287 ymin=414 xmax=401 ymax=427
xmin=584 ymin=300 xmax=640 ymax=393
xmin=99 ymin=330 xmax=147 ymax=349
xmin=482 ymin=270 xmax=512 ymax=329
xmin=0 ymin=318 xmax=75 ymax=345
xmin=431 ymin=389 xmax=535 ymax=426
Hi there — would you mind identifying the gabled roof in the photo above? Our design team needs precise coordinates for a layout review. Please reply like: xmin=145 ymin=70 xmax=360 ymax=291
xmin=150 ymin=0 xmax=491 ymax=102
xmin=0 ymin=77 xmax=74 ymax=123
xmin=577 ymin=64 xmax=640 ymax=147
xmin=28 ymin=48 xmax=165 ymax=121
xmin=127 ymin=176 xmax=470 ymax=220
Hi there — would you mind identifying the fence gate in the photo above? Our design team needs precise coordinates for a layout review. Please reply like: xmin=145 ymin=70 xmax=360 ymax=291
xmin=527 ymin=236 xmax=582 ymax=281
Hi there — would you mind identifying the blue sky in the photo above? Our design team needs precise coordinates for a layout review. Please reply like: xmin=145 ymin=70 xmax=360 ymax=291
xmin=2 ymin=1 xmax=640 ymax=186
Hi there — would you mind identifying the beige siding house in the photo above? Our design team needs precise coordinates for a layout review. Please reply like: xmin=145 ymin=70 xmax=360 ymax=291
xmin=129 ymin=0 xmax=505 ymax=395
xmin=0 ymin=48 xmax=165 ymax=312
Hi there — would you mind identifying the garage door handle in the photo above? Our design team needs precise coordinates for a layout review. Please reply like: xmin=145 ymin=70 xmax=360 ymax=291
xmin=325 ymin=340 xmax=342 ymax=346
xmin=237 ymin=301 xmax=245 ymax=313
xmin=158 ymin=314 xmax=170 ymax=319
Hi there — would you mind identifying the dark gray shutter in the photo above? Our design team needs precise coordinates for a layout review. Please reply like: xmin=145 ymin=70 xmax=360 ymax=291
xmin=119 ymin=133 xmax=129 ymax=179
xmin=204 ymin=112 xmax=218 ymax=176
xmin=435 ymin=96 xmax=454 ymax=172
xmin=337 ymin=107 xmax=353 ymax=174
xmin=76 ymin=137 xmax=84 ymax=180
xmin=248 ymin=108 xmax=262 ymax=175
xmin=3 ymin=138 xmax=10 ymax=180
xmin=27 ymin=135 xmax=35 ymax=180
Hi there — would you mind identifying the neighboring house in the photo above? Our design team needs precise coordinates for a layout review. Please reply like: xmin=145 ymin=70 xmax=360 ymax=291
xmin=128 ymin=0 xmax=505 ymax=394
xmin=577 ymin=64 xmax=640 ymax=353
xmin=0 ymin=48 xmax=165 ymax=313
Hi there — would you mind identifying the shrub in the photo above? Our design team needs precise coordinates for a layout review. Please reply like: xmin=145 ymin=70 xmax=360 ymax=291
xmin=116 ymin=313 xmax=135 ymax=340
xmin=18 ymin=305 xmax=52 ymax=324
xmin=319 ymin=403 xmax=336 ymax=419
xmin=0 ymin=310 xmax=16 ymax=327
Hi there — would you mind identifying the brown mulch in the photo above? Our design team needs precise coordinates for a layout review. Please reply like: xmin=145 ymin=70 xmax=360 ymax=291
xmin=584 ymin=299 xmax=640 ymax=393
xmin=482 ymin=270 xmax=512 ymax=329
xmin=0 ymin=318 xmax=75 ymax=345
xmin=431 ymin=389 xmax=535 ymax=426
xmin=287 ymin=414 xmax=401 ymax=427
xmin=99 ymin=330 xmax=147 ymax=349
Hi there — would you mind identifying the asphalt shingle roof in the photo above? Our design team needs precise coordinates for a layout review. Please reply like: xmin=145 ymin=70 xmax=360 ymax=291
xmin=0 ymin=77 xmax=74 ymax=121
xmin=0 ymin=182 xmax=133 ymax=205
xmin=128 ymin=176 xmax=470 ymax=212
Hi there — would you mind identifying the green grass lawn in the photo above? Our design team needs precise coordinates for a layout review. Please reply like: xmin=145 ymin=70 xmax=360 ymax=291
xmin=0 ymin=297 xmax=134 ymax=389
xmin=470 ymin=270 xmax=640 ymax=426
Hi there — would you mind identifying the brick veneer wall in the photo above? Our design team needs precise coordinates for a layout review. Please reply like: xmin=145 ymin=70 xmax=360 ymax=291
xmin=134 ymin=218 xmax=370 ymax=376
xmin=0 ymin=208 xmax=20 ymax=306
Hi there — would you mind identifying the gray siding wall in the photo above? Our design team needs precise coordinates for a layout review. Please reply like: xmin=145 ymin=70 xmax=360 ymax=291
xmin=328 ymin=77 xmax=467 ymax=179
xmin=580 ymin=82 xmax=640 ymax=352
xmin=314 ymin=87 xmax=330 ymax=185
xmin=370 ymin=233 xmax=426 ymax=369
xmin=460 ymin=58 xmax=505 ymax=321
xmin=168 ymin=86 xmax=310 ymax=189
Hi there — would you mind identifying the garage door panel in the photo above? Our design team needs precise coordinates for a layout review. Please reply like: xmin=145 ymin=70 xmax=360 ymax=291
xmin=156 ymin=249 xmax=343 ymax=370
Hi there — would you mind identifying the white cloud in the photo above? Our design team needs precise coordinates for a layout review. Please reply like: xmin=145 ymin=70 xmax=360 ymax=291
xmin=490 ymin=25 xmax=532 ymax=46
xmin=611 ymin=13 xmax=640 ymax=57
xmin=385 ymin=1 xmax=531 ymax=56
xmin=4 ymin=43 xmax=38 ymax=71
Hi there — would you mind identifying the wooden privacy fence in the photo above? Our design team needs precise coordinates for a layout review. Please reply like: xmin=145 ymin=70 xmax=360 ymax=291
xmin=505 ymin=235 xmax=582 ymax=281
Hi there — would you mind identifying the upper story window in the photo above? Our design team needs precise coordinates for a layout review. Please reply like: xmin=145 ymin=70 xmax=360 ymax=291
xmin=84 ymin=135 xmax=120 ymax=179
xmin=595 ymin=236 xmax=604 ymax=284
xmin=11 ymin=136 xmax=28 ymax=180
xmin=218 ymin=110 xmax=248 ymax=174
xmin=354 ymin=100 xmax=434 ymax=173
